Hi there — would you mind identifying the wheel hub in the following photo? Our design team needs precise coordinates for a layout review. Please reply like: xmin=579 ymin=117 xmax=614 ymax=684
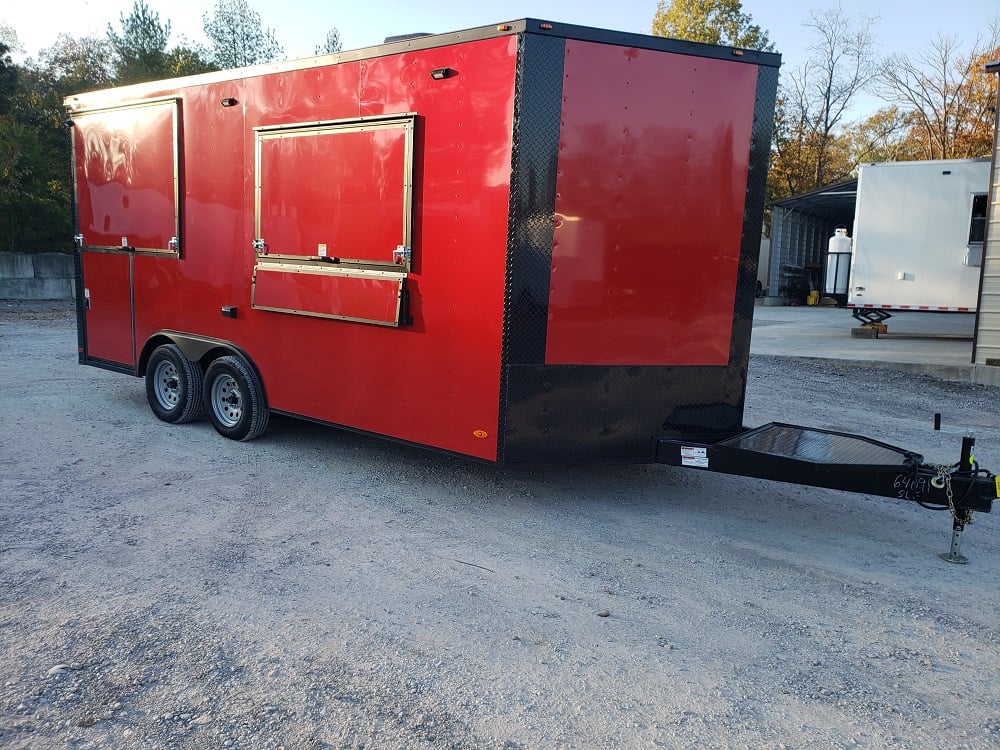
xmin=211 ymin=375 xmax=243 ymax=428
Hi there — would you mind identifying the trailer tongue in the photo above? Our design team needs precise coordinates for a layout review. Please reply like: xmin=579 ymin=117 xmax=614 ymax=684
xmin=657 ymin=424 xmax=996 ymax=562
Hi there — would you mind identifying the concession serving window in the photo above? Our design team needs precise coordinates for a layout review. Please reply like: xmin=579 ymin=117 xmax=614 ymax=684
xmin=251 ymin=114 xmax=415 ymax=326
xmin=253 ymin=114 xmax=414 ymax=268
xmin=71 ymin=98 xmax=181 ymax=253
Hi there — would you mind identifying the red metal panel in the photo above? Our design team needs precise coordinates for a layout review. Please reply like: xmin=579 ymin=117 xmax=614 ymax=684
xmin=73 ymin=102 xmax=178 ymax=250
xmin=115 ymin=36 xmax=518 ymax=461
xmin=545 ymin=41 xmax=758 ymax=366
xmin=81 ymin=251 xmax=134 ymax=366
xmin=251 ymin=266 xmax=403 ymax=325
xmin=258 ymin=122 xmax=408 ymax=261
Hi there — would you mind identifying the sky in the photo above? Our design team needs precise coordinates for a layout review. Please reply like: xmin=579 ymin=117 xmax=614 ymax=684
xmin=2 ymin=0 xmax=999 ymax=115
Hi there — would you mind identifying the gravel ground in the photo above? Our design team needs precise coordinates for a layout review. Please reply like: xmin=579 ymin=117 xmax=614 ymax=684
xmin=1 ymin=300 xmax=998 ymax=749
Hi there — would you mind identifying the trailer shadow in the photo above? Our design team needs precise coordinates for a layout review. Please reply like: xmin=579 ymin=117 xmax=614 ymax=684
xmin=259 ymin=412 xmax=990 ymax=571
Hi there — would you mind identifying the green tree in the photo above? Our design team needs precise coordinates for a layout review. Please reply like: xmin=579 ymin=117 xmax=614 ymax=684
xmin=0 ymin=24 xmax=24 ymax=54
xmin=841 ymin=106 xmax=922 ymax=165
xmin=0 ymin=34 xmax=113 ymax=253
xmin=879 ymin=28 xmax=1000 ymax=160
xmin=0 ymin=115 xmax=71 ymax=252
xmin=0 ymin=42 xmax=17 ymax=115
xmin=203 ymin=0 xmax=283 ymax=69
xmin=165 ymin=40 xmax=219 ymax=77
xmin=107 ymin=0 xmax=172 ymax=84
xmin=768 ymin=7 xmax=876 ymax=202
xmin=651 ymin=0 xmax=773 ymax=51
xmin=315 ymin=28 xmax=342 ymax=55
xmin=33 ymin=33 xmax=113 ymax=96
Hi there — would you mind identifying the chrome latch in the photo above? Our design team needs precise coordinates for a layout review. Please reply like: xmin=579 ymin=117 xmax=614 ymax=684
xmin=252 ymin=238 xmax=267 ymax=253
xmin=168 ymin=236 xmax=179 ymax=252
xmin=73 ymin=234 xmax=85 ymax=248
xmin=393 ymin=245 xmax=411 ymax=264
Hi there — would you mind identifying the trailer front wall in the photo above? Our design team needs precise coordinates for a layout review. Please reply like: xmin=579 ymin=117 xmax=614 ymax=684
xmin=546 ymin=41 xmax=757 ymax=367
xmin=500 ymin=37 xmax=777 ymax=462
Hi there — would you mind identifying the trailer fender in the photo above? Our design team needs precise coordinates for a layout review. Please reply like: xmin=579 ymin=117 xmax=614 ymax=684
xmin=138 ymin=331 xmax=254 ymax=378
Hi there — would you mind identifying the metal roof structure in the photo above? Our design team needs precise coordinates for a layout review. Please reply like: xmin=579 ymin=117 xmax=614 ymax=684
xmin=771 ymin=179 xmax=857 ymax=224
xmin=766 ymin=180 xmax=858 ymax=301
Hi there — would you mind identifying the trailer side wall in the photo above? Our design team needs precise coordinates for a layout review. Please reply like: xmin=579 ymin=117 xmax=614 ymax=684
xmin=76 ymin=36 xmax=520 ymax=460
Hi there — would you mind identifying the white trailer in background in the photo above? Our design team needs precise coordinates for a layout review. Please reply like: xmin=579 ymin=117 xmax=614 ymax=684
xmin=848 ymin=158 xmax=989 ymax=325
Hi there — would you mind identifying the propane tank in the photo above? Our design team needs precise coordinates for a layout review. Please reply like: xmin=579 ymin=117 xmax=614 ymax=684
xmin=824 ymin=226 xmax=852 ymax=296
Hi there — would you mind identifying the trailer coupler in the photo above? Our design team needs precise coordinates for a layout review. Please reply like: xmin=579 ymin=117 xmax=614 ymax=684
xmin=656 ymin=424 xmax=997 ymax=562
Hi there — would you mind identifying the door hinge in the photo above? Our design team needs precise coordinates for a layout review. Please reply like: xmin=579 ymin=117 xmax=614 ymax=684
xmin=168 ymin=236 xmax=180 ymax=252
xmin=252 ymin=238 xmax=267 ymax=253
xmin=74 ymin=234 xmax=85 ymax=248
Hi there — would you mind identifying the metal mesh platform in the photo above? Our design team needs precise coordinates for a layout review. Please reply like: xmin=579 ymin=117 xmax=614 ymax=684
xmin=718 ymin=423 xmax=917 ymax=466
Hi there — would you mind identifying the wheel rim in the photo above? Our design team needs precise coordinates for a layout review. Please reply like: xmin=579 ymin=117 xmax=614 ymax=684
xmin=153 ymin=359 xmax=181 ymax=410
xmin=211 ymin=374 xmax=243 ymax=428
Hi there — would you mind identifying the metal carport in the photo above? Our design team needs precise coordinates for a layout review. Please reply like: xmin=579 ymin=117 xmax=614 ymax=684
xmin=766 ymin=180 xmax=857 ymax=303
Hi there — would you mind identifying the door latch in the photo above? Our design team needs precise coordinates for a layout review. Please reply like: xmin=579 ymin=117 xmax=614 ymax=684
xmin=74 ymin=234 xmax=85 ymax=248
xmin=393 ymin=245 xmax=411 ymax=265
xmin=252 ymin=238 xmax=267 ymax=253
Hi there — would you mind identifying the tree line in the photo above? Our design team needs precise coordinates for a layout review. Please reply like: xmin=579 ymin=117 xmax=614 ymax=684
xmin=0 ymin=1 xmax=997 ymax=252
xmin=653 ymin=0 xmax=1000 ymax=209
xmin=0 ymin=0 xmax=339 ymax=252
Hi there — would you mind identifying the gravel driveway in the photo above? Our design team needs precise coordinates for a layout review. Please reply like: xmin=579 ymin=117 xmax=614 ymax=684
xmin=1 ymin=301 xmax=998 ymax=749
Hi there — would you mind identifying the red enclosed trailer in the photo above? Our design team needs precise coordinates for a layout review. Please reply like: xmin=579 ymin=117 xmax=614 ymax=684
xmin=67 ymin=20 xmax=995 ymax=556
xmin=68 ymin=19 xmax=776 ymax=461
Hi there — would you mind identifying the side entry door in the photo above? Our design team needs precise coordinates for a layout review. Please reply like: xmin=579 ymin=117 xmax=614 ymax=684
xmin=71 ymin=99 xmax=181 ymax=368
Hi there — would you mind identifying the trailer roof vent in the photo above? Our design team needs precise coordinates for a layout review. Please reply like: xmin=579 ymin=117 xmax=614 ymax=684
xmin=384 ymin=33 xmax=432 ymax=44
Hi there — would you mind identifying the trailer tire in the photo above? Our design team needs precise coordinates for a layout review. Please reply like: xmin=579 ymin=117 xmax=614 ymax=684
xmin=145 ymin=343 xmax=205 ymax=424
xmin=203 ymin=355 xmax=269 ymax=441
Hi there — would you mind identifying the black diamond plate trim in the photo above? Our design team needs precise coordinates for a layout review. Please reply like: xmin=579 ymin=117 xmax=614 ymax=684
xmin=497 ymin=32 xmax=565 ymax=462
xmin=724 ymin=63 xmax=780 ymax=424
xmin=74 ymin=246 xmax=87 ymax=363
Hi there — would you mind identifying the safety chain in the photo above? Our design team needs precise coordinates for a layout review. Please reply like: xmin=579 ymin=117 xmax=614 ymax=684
xmin=932 ymin=463 xmax=973 ymax=526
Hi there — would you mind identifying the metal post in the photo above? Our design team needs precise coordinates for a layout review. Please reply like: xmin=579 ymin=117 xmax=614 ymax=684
xmin=941 ymin=435 xmax=976 ymax=564
xmin=941 ymin=517 xmax=969 ymax=564
xmin=960 ymin=435 xmax=975 ymax=469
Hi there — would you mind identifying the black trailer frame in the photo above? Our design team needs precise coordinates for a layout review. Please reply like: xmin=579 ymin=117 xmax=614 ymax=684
xmin=657 ymin=423 xmax=997 ymax=563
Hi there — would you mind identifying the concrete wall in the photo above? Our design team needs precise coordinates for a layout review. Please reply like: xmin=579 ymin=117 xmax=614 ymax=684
xmin=0 ymin=253 xmax=75 ymax=300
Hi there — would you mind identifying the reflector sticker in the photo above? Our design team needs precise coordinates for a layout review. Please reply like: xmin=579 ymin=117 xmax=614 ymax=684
xmin=473 ymin=430 xmax=488 ymax=439
xmin=680 ymin=446 xmax=708 ymax=468
xmin=995 ymin=476 xmax=999 ymax=497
